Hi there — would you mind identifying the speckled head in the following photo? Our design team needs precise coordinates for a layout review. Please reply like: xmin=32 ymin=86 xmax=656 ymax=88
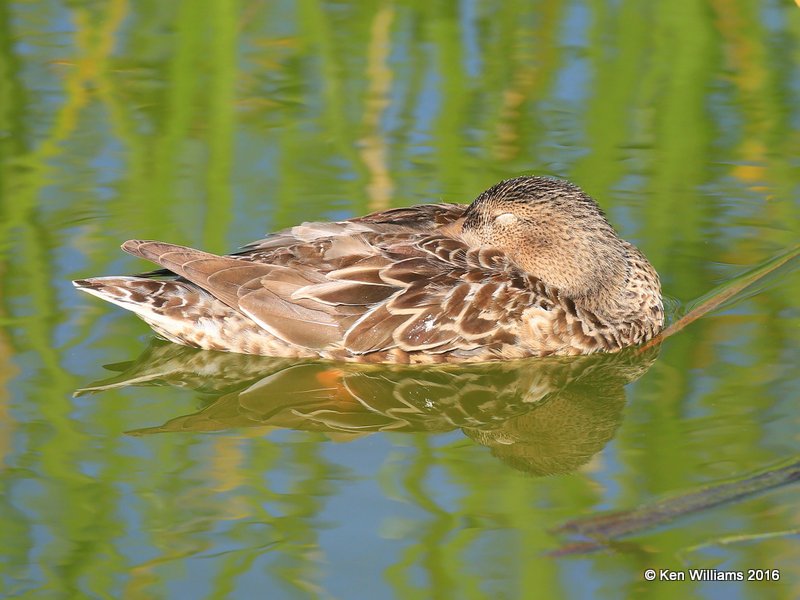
xmin=461 ymin=176 xmax=631 ymax=311
xmin=463 ymin=176 xmax=608 ymax=226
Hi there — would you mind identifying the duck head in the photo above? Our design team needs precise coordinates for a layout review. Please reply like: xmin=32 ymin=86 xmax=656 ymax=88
xmin=461 ymin=176 xmax=632 ymax=311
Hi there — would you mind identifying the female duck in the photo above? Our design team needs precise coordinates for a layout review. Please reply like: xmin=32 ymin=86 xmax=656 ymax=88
xmin=74 ymin=176 xmax=664 ymax=363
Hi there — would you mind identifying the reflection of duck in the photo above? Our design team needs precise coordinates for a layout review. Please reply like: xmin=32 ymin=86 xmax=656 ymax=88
xmin=74 ymin=177 xmax=664 ymax=362
xmin=79 ymin=341 xmax=660 ymax=475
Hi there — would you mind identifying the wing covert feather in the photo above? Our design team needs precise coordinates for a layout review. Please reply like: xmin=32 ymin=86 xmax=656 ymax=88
xmin=122 ymin=223 xmax=545 ymax=357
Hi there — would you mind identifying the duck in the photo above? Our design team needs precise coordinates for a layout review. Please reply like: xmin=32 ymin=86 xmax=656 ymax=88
xmin=73 ymin=176 xmax=664 ymax=363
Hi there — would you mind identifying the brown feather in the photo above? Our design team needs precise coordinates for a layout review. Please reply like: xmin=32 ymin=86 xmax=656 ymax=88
xmin=393 ymin=308 xmax=459 ymax=351
xmin=238 ymin=288 xmax=341 ymax=349
xmin=343 ymin=305 xmax=411 ymax=354
xmin=327 ymin=261 xmax=388 ymax=285
xmin=379 ymin=257 xmax=444 ymax=285
xmin=292 ymin=280 xmax=396 ymax=306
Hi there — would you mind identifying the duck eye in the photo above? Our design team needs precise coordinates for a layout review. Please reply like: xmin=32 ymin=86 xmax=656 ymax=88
xmin=494 ymin=213 xmax=517 ymax=226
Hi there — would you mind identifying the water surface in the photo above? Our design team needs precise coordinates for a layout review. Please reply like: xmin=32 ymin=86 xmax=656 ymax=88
xmin=1 ymin=1 xmax=799 ymax=598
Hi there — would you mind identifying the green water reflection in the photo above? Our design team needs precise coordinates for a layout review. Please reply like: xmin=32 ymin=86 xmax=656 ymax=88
xmin=83 ymin=342 xmax=660 ymax=476
xmin=1 ymin=0 xmax=799 ymax=598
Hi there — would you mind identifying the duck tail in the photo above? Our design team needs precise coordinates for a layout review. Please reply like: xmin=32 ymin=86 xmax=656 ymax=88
xmin=72 ymin=276 xmax=188 ymax=316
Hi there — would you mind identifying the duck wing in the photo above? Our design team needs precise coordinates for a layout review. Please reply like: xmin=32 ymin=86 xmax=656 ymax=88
xmin=121 ymin=205 xmax=545 ymax=359
xmin=335 ymin=236 xmax=545 ymax=357
xmin=121 ymin=240 xmax=353 ymax=349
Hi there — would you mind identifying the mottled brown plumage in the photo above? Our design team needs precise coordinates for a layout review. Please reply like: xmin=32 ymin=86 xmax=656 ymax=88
xmin=74 ymin=176 xmax=664 ymax=362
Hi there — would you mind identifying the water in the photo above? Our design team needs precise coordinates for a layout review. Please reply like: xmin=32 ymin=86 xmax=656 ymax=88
xmin=1 ymin=1 xmax=799 ymax=598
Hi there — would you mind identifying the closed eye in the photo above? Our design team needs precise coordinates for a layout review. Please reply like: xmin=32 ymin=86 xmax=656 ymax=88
xmin=494 ymin=213 xmax=518 ymax=226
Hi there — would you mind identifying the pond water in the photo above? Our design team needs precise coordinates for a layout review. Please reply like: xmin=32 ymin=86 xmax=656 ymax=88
xmin=1 ymin=1 xmax=799 ymax=598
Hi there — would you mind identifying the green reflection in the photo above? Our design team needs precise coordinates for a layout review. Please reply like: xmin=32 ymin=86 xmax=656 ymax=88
xmin=82 ymin=342 xmax=660 ymax=477
xmin=1 ymin=0 xmax=799 ymax=598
